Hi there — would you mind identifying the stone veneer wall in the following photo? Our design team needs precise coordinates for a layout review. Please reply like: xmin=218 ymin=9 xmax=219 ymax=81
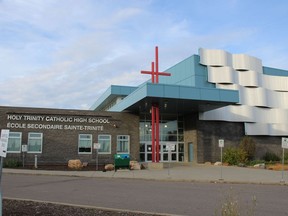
xmin=195 ymin=120 xmax=283 ymax=163
xmin=196 ymin=121 xmax=244 ymax=163
xmin=0 ymin=106 xmax=139 ymax=165
xmin=183 ymin=113 xmax=198 ymax=163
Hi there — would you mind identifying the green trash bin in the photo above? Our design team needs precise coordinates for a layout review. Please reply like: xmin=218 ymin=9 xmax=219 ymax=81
xmin=114 ymin=154 xmax=130 ymax=171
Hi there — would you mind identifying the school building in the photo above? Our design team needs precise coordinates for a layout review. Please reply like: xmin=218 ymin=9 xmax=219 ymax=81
xmin=1 ymin=48 xmax=288 ymax=166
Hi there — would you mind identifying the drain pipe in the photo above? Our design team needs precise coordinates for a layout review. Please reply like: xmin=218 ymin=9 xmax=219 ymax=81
xmin=34 ymin=155 xmax=38 ymax=169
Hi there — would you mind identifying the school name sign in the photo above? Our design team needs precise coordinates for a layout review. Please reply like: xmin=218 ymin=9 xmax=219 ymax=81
xmin=6 ymin=114 xmax=111 ymax=131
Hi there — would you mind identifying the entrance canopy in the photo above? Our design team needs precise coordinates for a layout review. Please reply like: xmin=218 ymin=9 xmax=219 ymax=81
xmin=91 ymin=83 xmax=239 ymax=115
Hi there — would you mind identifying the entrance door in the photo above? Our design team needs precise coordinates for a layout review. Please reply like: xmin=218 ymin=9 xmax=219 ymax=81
xmin=188 ymin=143 xmax=193 ymax=162
xmin=140 ymin=142 xmax=178 ymax=162
xmin=162 ymin=143 xmax=169 ymax=162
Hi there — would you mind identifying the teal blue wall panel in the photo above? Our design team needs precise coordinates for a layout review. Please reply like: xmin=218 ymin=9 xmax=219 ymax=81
xmin=92 ymin=53 xmax=239 ymax=112
xmin=109 ymin=85 xmax=147 ymax=111
xmin=90 ymin=86 xmax=112 ymax=110
xmin=263 ymin=66 xmax=288 ymax=76
xmin=161 ymin=55 xmax=196 ymax=85
xmin=147 ymin=84 xmax=163 ymax=97
xmin=176 ymin=78 xmax=193 ymax=86
xmin=90 ymin=85 xmax=137 ymax=111
xmin=194 ymin=76 xmax=215 ymax=88
xmin=164 ymin=85 xmax=179 ymax=98
xmin=179 ymin=86 xmax=201 ymax=99
xmin=108 ymin=82 xmax=238 ymax=112
xmin=219 ymin=90 xmax=239 ymax=102
xmin=200 ymin=88 xmax=220 ymax=101
xmin=159 ymin=55 xmax=215 ymax=89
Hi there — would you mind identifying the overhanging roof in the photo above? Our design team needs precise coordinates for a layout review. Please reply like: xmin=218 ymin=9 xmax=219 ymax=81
xmin=108 ymin=83 xmax=239 ymax=115
xmin=90 ymin=85 xmax=137 ymax=111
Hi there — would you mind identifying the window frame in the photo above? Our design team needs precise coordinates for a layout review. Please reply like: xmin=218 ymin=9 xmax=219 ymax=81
xmin=7 ymin=132 xmax=22 ymax=153
xmin=27 ymin=132 xmax=43 ymax=153
xmin=97 ymin=134 xmax=111 ymax=154
xmin=78 ymin=134 xmax=92 ymax=154
xmin=116 ymin=135 xmax=130 ymax=154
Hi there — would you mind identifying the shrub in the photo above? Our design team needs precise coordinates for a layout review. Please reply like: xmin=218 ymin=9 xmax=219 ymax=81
xmin=285 ymin=152 xmax=288 ymax=162
xmin=239 ymin=136 xmax=256 ymax=160
xmin=262 ymin=151 xmax=280 ymax=162
xmin=223 ymin=147 xmax=247 ymax=165
xmin=3 ymin=159 xmax=22 ymax=168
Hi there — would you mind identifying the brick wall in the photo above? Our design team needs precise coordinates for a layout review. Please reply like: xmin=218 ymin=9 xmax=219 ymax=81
xmin=0 ymin=106 xmax=139 ymax=165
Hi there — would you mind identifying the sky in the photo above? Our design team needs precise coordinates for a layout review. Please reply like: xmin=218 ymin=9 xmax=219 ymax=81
xmin=1 ymin=0 xmax=288 ymax=110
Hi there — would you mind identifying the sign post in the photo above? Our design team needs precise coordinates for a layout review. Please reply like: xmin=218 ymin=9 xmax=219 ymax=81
xmin=22 ymin=144 xmax=27 ymax=168
xmin=93 ymin=143 xmax=101 ymax=171
xmin=166 ymin=143 xmax=175 ymax=176
xmin=0 ymin=129 xmax=9 ymax=216
xmin=281 ymin=137 xmax=288 ymax=183
xmin=218 ymin=139 xmax=224 ymax=180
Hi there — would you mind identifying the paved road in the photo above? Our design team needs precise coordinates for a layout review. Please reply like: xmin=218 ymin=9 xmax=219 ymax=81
xmin=3 ymin=174 xmax=288 ymax=216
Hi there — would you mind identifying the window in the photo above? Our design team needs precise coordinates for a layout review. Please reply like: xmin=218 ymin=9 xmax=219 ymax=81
xmin=28 ymin=133 xmax=43 ymax=153
xmin=178 ymin=143 xmax=184 ymax=162
xmin=78 ymin=134 xmax=92 ymax=154
xmin=98 ymin=135 xmax=111 ymax=154
xmin=117 ymin=135 xmax=130 ymax=153
xmin=7 ymin=132 xmax=22 ymax=153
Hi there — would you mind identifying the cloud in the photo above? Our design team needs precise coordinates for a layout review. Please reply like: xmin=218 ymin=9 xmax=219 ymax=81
xmin=1 ymin=0 xmax=288 ymax=109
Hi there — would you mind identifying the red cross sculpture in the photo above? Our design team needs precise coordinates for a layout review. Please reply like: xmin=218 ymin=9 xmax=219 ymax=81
xmin=141 ymin=46 xmax=171 ymax=162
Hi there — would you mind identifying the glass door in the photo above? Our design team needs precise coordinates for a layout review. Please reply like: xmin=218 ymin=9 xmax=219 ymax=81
xmin=139 ymin=142 xmax=179 ymax=162
xmin=162 ymin=142 xmax=178 ymax=162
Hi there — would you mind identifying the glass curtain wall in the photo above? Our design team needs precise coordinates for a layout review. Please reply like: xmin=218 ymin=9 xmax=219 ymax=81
xmin=139 ymin=114 xmax=184 ymax=162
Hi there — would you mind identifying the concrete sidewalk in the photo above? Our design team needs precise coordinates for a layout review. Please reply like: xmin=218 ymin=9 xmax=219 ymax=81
xmin=3 ymin=164 xmax=288 ymax=185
